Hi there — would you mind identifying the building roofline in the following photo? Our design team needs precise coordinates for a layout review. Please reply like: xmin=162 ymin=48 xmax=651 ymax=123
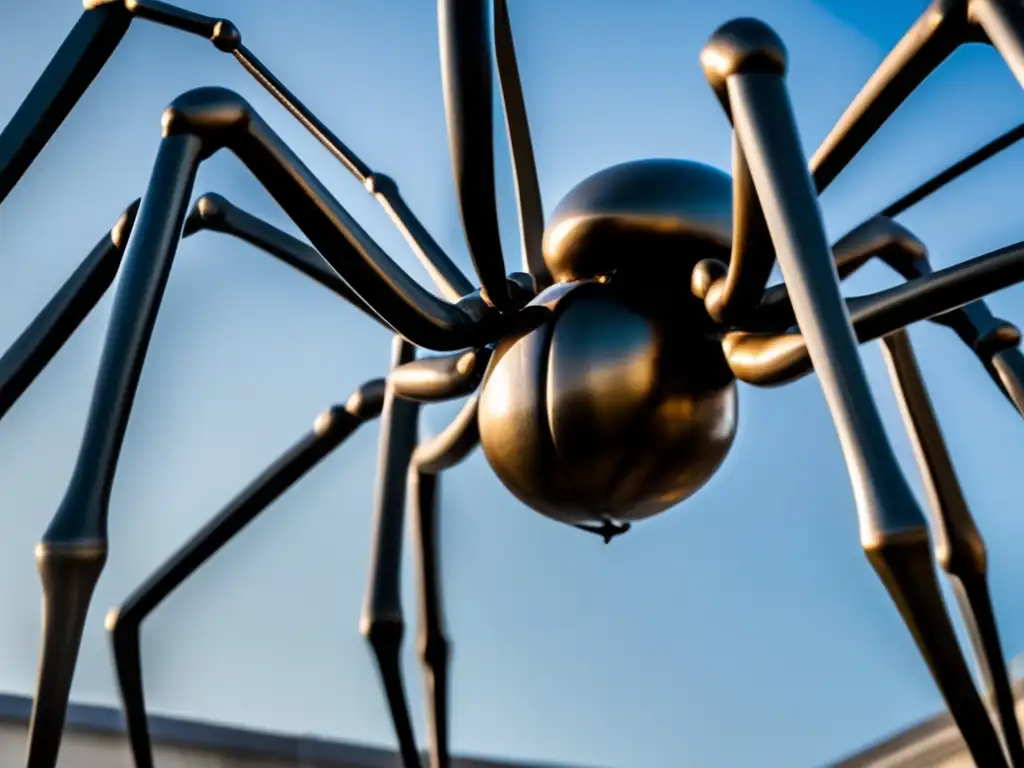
xmin=830 ymin=678 xmax=1024 ymax=767
xmin=0 ymin=692 xmax=589 ymax=768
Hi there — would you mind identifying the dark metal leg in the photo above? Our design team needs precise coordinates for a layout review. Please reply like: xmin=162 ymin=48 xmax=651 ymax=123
xmin=880 ymin=121 xmax=1024 ymax=219
xmin=182 ymin=193 xmax=388 ymax=327
xmin=437 ymin=0 xmax=512 ymax=308
xmin=723 ymin=238 xmax=1024 ymax=386
xmin=493 ymin=0 xmax=549 ymax=288
xmin=972 ymin=0 xmax=1024 ymax=87
xmin=26 ymin=133 xmax=203 ymax=768
xmin=0 ymin=200 xmax=138 ymax=420
xmin=106 ymin=381 xmax=385 ymax=768
xmin=409 ymin=470 xmax=449 ymax=768
xmin=882 ymin=330 xmax=1024 ymax=766
xmin=750 ymin=216 xmax=1024 ymax=413
xmin=809 ymin=0 xmax=1024 ymax=195
xmin=410 ymin=395 xmax=482 ymax=768
xmin=361 ymin=337 xmax=422 ymax=768
xmin=808 ymin=0 xmax=971 ymax=193
xmin=0 ymin=2 xmax=132 ymax=202
xmin=702 ymin=20 xmax=1008 ymax=766
xmin=0 ymin=189 xmax=394 ymax=435
xmin=163 ymin=88 xmax=485 ymax=350
xmin=2 ymin=3 xmax=475 ymax=301
xmin=690 ymin=132 xmax=773 ymax=324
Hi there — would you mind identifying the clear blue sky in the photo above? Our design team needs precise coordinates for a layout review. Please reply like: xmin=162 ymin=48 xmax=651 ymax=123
xmin=2 ymin=1 xmax=1024 ymax=766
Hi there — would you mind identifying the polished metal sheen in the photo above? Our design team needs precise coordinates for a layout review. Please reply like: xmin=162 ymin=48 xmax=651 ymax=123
xmin=4 ymin=1 xmax=1024 ymax=767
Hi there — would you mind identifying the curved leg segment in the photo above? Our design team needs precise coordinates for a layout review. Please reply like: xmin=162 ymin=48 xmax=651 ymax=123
xmin=105 ymin=380 xmax=385 ymax=768
xmin=724 ymin=238 xmax=1024 ymax=387
xmin=748 ymin=216 xmax=1024 ymax=412
xmin=882 ymin=330 xmax=1024 ymax=765
xmin=702 ymin=19 xmax=1008 ymax=766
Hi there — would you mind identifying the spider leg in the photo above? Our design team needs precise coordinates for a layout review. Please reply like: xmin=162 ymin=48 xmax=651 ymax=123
xmin=410 ymin=394 xmax=482 ymax=768
xmin=493 ymin=0 xmax=549 ymax=288
xmin=104 ymin=380 xmax=386 ymax=768
xmin=26 ymin=133 xmax=202 ymax=768
xmin=702 ymin=19 xmax=1008 ymax=767
xmin=390 ymin=347 xmax=493 ymax=403
xmin=361 ymin=337 xmax=422 ymax=768
xmin=690 ymin=134 xmax=774 ymax=324
xmin=182 ymin=193 xmax=387 ymax=327
xmin=882 ymin=329 xmax=1024 ymax=765
xmin=437 ymin=0 xmax=510 ymax=307
xmin=0 ymin=1 xmax=475 ymax=303
xmin=752 ymin=216 xmax=1024 ymax=413
xmin=0 ymin=199 xmax=138 ymax=420
xmin=0 ymin=2 xmax=131 ymax=202
xmin=438 ymin=0 xmax=549 ymax=303
xmin=809 ymin=0 xmax=1024 ymax=194
xmin=28 ymin=86 xmax=503 ymax=767
xmin=724 ymin=237 xmax=1024 ymax=386
xmin=0 ymin=191 xmax=389 ymax=431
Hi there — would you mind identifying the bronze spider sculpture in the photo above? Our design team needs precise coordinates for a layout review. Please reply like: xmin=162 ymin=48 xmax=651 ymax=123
xmin=6 ymin=0 xmax=1024 ymax=766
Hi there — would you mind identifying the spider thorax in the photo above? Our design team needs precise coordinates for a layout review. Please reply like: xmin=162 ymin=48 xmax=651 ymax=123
xmin=478 ymin=159 xmax=738 ymax=527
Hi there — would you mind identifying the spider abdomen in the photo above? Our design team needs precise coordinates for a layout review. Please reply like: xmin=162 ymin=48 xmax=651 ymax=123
xmin=478 ymin=282 xmax=737 ymax=526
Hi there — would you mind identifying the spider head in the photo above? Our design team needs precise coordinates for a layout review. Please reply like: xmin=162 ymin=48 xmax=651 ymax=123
xmin=541 ymin=158 xmax=734 ymax=316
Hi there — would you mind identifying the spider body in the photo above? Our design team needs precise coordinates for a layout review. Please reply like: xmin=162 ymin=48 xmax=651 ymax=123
xmin=479 ymin=159 xmax=739 ymax=524
xmin=8 ymin=2 xmax=1024 ymax=767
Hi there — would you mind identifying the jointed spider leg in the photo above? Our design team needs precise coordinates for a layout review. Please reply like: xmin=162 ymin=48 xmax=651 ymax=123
xmin=182 ymin=194 xmax=387 ymax=327
xmin=810 ymin=0 xmax=1024 ymax=195
xmin=725 ymin=237 xmax=1024 ymax=386
xmin=0 ymin=1 xmax=476 ymax=304
xmin=158 ymin=87 xmax=491 ymax=350
xmin=26 ymin=133 xmax=202 ymax=768
xmin=361 ymin=337 xmax=422 ymax=768
xmin=754 ymin=216 xmax=1024 ymax=413
xmin=691 ymin=134 xmax=773 ymax=324
xmin=28 ymin=86 xmax=505 ymax=767
xmin=882 ymin=329 xmax=1024 ymax=765
xmin=0 ymin=190 xmax=390 ymax=433
xmin=0 ymin=199 xmax=138 ymax=420
xmin=410 ymin=394 xmax=482 ymax=768
xmin=702 ymin=19 xmax=1008 ymax=767
xmin=104 ymin=379 xmax=387 ymax=768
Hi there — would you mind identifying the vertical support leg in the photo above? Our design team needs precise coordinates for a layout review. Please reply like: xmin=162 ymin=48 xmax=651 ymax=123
xmin=26 ymin=133 xmax=202 ymax=768
xmin=361 ymin=337 xmax=422 ymax=768
xmin=702 ymin=20 xmax=1007 ymax=766
xmin=882 ymin=330 xmax=1024 ymax=766
xmin=409 ymin=394 xmax=480 ymax=768
xmin=409 ymin=469 xmax=449 ymax=768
